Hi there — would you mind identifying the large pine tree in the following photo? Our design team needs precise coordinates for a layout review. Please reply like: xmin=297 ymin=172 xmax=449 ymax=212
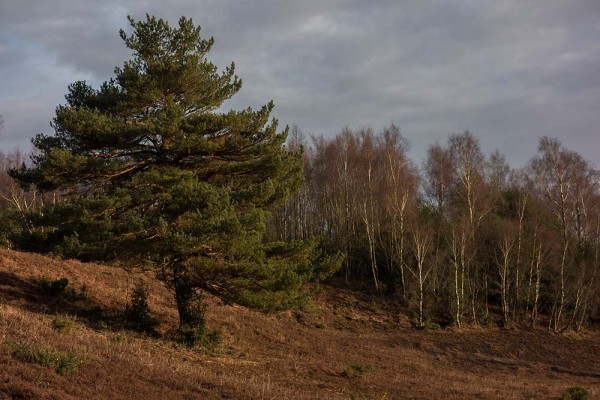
xmin=13 ymin=15 xmax=339 ymax=339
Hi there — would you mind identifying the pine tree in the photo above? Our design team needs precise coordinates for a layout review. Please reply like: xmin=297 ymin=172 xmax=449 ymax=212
xmin=13 ymin=15 xmax=339 ymax=339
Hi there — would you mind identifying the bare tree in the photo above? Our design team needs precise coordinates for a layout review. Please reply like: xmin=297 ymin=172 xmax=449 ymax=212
xmin=511 ymin=173 xmax=530 ymax=320
xmin=447 ymin=220 xmax=473 ymax=328
xmin=379 ymin=125 xmax=417 ymax=297
xmin=533 ymin=138 xmax=573 ymax=330
xmin=423 ymin=143 xmax=453 ymax=217
xmin=448 ymin=131 xmax=486 ymax=228
xmin=529 ymin=237 xmax=545 ymax=326
xmin=408 ymin=219 xmax=433 ymax=328
xmin=496 ymin=221 xmax=516 ymax=325
xmin=448 ymin=132 xmax=489 ymax=323
xmin=269 ymin=126 xmax=600 ymax=332
xmin=268 ymin=126 xmax=316 ymax=243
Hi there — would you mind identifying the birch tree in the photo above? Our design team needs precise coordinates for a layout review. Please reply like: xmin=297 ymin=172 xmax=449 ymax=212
xmin=408 ymin=219 xmax=433 ymax=328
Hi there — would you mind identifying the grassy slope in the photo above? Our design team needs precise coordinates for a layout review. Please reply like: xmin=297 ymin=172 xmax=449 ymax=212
xmin=1 ymin=248 xmax=599 ymax=399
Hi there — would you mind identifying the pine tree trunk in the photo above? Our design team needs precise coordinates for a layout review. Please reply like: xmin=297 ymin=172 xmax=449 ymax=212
xmin=173 ymin=264 xmax=205 ymax=331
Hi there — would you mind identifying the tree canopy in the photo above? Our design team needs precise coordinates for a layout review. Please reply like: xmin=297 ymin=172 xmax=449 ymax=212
xmin=12 ymin=15 xmax=340 ymax=338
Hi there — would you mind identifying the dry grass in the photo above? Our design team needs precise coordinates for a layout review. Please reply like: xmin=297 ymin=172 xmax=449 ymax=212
xmin=1 ymin=248 xmax=599 ymax=399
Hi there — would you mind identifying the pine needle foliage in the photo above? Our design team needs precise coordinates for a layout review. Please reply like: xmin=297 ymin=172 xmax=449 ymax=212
xmin=12 ymin=15 xmax=340 ymax=333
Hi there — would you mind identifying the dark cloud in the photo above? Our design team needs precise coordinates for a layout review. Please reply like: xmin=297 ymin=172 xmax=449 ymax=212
xmin=1 ymin=1 xmax=598 ymax=168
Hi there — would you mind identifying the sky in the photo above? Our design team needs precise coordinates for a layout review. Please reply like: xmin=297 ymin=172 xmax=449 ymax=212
xmin=0 ymin=0 xmax=599 ymax=168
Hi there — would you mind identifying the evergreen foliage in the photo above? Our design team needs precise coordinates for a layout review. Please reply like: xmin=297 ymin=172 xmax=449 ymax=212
xmin=0 ymin=207 xmax=19 ymax=247
xmin=12 ymin=15 xmax=340 ymax=332
xmin=125 ymin=280 xmax=157 ymax=334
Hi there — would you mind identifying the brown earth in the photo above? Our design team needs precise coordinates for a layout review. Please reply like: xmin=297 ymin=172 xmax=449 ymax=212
xmin=0 ymin=248 xmax=599 ymax=399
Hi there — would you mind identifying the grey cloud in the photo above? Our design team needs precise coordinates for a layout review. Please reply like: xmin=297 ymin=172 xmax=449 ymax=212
xmin=0 ymin=0 xmax=598 ymax=168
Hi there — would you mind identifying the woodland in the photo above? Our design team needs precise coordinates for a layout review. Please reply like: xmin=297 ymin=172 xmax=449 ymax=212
xmin=4 ymin=115 xmax=600 ymax=335
xmin=0 ymin=15 xmax=599 ymax=337
xmin=267 ymin=126 xmax=600 ymax=331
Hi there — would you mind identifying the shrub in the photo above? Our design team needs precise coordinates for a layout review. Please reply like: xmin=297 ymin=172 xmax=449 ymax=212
xmin=177 ymin=323 xmax=222 ymax=352
xmin=124 ymin=280 xmax=157 ymax=334
xmin=168 ymin=295 xmax=221 ymax=351
xmin=343 ymin=363 xmax=372 ymax=379
xmin=561 ymin=386 xmax=590 ymax=400
xmin=428 ymin=322 xmax=441 ymax=330
xmin=0 ymin=207 xmax=21 ymax=249
xmin=51 ymin=314 xmax=76 ymax=334
xmin=8 ymin=341 xmax=86 ymax=375
xmin=39 ymin=277 xmax=69 ymax=296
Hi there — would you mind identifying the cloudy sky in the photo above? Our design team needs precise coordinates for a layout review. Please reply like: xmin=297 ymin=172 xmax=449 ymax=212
xmin=0 ymin=1 xmax=599 ymax=168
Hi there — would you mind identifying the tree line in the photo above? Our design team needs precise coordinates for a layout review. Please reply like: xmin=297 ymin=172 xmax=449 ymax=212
xmin=9 ymin=119 xmax=598 ymax=332
xmin=0 ymin=15 xmax=598 ymax=335
xmin=267 ymin=127 xmax=600 ymax=330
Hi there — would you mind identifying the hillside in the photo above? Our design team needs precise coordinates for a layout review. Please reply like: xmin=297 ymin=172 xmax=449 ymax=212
xmin=1 ymin=248 xmax=599 ymax=399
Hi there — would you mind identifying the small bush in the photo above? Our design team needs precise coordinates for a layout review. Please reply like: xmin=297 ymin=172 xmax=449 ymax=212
xmin=476 ymin=307 xmax=491 ymax=326
xmin=428 ymin=322 xmax=441 ymax=330
xmin=51 ymin=314 xmax=76 ymax=334
xmin=561 ymin=386 xmax=590 ymax=400
xmin=39 ymin=277 xmax=69 ymax=296
xmin=125 ymin=280 xmax=157 ymax=334
xmin=8 ymin=341 xmax=86 ymax=375
xmin=343 ymin=363 xmax=372 ymax=379
xmin=170 ymin=295 xmax=221 ymax=351
xmin=177 ymin=324 xmax=222 ymax=352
